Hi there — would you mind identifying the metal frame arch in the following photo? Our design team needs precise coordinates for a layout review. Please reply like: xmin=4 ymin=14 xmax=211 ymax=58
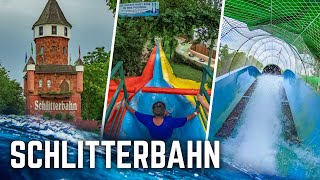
xmin=227 ymin=34 xmax=276 ymax=74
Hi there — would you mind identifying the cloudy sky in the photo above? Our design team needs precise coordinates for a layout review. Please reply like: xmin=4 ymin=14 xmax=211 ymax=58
xmin=0 ymin=0 xmax=115 ymax=84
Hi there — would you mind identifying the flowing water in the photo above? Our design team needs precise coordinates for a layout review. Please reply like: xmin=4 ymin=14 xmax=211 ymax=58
xmin=0 ymin=115 xmax=275 ymax=179
xmin=221 ymin=75 xmax=320 ymax=178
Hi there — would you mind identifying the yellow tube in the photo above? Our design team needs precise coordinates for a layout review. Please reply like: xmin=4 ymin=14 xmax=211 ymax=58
xmin=159 ymin=44 xmax=208 ymax=132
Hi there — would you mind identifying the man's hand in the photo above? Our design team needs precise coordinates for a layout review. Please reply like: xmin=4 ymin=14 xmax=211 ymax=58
xmin=197 ymin=94 xmax=205 ymax=103
xmin=125 ymin=101 xmax=136 ymax=114
xmin=196 ymin=94 xmax=210 ymax=112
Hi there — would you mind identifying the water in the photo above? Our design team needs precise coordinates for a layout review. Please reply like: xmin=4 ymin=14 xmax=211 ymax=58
xmin=221 ymin=75 xmax=320 ymax=178
xmin=0 ymin=115 xmax=268 ymax=179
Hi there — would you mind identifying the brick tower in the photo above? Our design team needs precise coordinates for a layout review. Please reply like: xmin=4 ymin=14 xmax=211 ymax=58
xmin=24 ymin=0 xmax=84 ymax=119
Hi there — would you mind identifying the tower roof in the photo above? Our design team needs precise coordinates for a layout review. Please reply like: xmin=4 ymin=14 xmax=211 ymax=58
xmin=27 ymin=56 xmax=35 ymax=65
xmin=33 ymin=0 xmax=72 ymax=29
xmin=74 ymin=58 xmax=84 ymax=66
xmin=23 ymin=56 xmax=35 ymax=72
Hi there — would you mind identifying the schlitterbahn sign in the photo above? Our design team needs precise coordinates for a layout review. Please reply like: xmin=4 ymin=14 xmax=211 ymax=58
xmin=119 ymin=2 xmax=159 ymax=17
xmin=35 ymin=100 xmax=77 ymax=111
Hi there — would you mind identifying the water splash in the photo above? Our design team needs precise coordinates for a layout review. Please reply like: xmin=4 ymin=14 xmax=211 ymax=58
xmin=222 ymin=75 xmax=284 ymax=175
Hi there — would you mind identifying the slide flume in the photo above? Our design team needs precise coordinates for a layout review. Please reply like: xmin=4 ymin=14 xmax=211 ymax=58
xmin=210 ymin=66 xmax=320 ymax=178
xmin=117 ymin=46 xmax=205 ymax=142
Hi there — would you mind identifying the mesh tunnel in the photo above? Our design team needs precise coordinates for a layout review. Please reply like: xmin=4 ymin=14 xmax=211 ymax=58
xmin=217 ymin=0 xmax=320 ymax=90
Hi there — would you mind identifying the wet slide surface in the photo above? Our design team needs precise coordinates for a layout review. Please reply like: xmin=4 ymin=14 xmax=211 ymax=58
xmin=210 ymin=67 xmax=320 ymax=178
xmin=118 ymin=47 xmax=205 ymax=142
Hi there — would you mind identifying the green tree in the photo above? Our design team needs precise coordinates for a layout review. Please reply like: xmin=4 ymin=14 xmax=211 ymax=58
xmin=81 ymin=47 xmax=109 ymax=121
xmin=113 ymin=19 xmax=149 ymax=76
xmin=0 ymin=64 xmax=25 ymax=115
xmin=107 ymin=0 xmax=221 ymax=75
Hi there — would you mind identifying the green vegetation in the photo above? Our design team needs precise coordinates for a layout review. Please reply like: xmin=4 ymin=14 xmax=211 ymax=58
xmin=65 ymin=113 xmax=75 ymax=121
xmin=43 ymin=112 xmax=52 ymax=120
xmin=81 ymin=47 xmax=109 ymax=121
xmin=163 ymin=38 xmax=202 ymax=82
xmin=55 ymin=113 xmax=63 ymax=120
xmin=217 ymin=45 xmax=264 ymax=76
xmin=107 ymin=0 xmax=220 ymax=77
xmin=302 ymin=76 xmax=320 ymax=91
xmin=171 ymin=63 xmax=202 ymax=82
xmin=0 ymin=64 xmax=25 ymax=115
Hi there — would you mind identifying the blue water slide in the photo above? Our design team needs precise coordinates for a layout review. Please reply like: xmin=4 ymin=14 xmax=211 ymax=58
xmin=118 ymin=47 xmax=205 ymax=142
xmin=283 ymin=70 xmax=320 ymax=154
xmin=209 ymin=66 xmax=261 ymax=139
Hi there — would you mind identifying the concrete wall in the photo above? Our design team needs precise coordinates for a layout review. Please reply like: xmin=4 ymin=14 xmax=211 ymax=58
xmin=209 ymin=66 xmax=260 ymax=139
xmin=283 ymin=70 xmax=320 ymax=154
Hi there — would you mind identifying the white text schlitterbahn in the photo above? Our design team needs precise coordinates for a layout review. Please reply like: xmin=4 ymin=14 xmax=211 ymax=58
xmin=34 ymin=100 xmax=77 ymax=111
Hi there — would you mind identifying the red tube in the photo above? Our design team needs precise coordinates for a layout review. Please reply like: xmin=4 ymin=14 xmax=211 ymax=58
xmin=141 ymin=87 xmax=211 ymax=95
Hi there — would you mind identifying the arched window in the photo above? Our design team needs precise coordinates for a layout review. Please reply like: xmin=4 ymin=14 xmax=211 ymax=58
xmin=60 ymin=80 xmax=70 ymax=92
xmin=39 ymin=79 xmax=43 ymax=88
xmin=47 ymin=80 xmax=51 ymax=88
xmin=63 ymin=47 xmax=67 ymax=55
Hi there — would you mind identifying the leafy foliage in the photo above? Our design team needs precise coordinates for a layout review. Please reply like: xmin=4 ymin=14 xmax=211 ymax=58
xmin=107 ymin=0 xmax=221 ymax=76
xmin=217 ymin=45 xmax=264 ymax=76
xmin=65 ymin=113 xmax=75 ymax=121
xmin=43 ymin=112 xmax=53 ymax=120
xmin=82 ymin=47 xmax=109 ymax=121
xmin=0 ymin=64 xmax=25 ymax=115
xmin=55 ymin=113 xmax=63 ymax=120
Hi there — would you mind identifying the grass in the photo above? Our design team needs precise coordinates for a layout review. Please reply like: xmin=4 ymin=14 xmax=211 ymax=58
xmin=163 ymin=37 xmax=203 ymax=82
xmin=302 ymin=75 xmax=320 ymax=91
xmin=170 ymin=62 xmax=202 ymax=82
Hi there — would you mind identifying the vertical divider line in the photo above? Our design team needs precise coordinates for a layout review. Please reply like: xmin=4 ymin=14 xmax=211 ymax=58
xmin=205 ymin=0 xmax=227 ymax=141
xmin=100 ymin=0 xmax=121 ymax=141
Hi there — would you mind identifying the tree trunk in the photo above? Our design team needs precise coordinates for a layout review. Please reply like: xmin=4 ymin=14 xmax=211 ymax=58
xmin=208 ymin=39 xmax=215 ymax=67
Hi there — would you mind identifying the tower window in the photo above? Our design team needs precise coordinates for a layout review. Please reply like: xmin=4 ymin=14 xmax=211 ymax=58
xmin=47 ymin=80 xmax=51 ymax=88
xmin=60 ymin=80 xmax=70 ymax=92
xmin=63 ymin=47 xmax=67 ymax=55
xmin=40 ymin=46 xmax=44 ymax=56
xmin=39 ymin=80 xmax=43 ymax=88
xmin=64 ymin=27 xmax=68 ymax=36
xmin=51 ymin=46 xmax=56 ymax=52
xmin=39 ymin=26 xmax=43 ymax=36
xmin=52 ymin=25 xmax=57 ymax=35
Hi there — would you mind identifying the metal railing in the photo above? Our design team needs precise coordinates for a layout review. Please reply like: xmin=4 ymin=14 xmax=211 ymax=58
xmin=195 ymin=65 xmax=214 ymax=131
xmin=100 ymin=61 xmax=128 ymax=140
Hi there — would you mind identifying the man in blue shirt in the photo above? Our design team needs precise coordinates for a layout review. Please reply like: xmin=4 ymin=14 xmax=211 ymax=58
xmin=126 ymin=101 xmax=199 ymax=140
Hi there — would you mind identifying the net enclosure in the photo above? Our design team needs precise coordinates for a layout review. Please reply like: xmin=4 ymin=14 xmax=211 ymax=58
xmin=218 ymin=0 xmax=320 ymax=90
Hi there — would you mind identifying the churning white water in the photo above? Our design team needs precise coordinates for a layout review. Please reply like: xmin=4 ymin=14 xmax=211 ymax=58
xmin=223 ymin=75 xmax=284 ymax=175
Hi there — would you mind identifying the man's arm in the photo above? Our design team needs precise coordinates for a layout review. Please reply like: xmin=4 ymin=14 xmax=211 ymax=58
xmin=125 ymin=102 xmax=136 ymax=114
xmin=197 ymin=94 xmax=210 ymax=112
xmin=186 ymin=109 xmax=200 ymax=121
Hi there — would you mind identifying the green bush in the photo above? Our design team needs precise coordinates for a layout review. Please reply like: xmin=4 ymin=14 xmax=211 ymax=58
xmin=65 ymin=113 xmax=75 ymax=121
xmin=55 ymin=113 xmax=63 ymax=120
xmin=43 ymin=112 xmax=52 ymax=120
